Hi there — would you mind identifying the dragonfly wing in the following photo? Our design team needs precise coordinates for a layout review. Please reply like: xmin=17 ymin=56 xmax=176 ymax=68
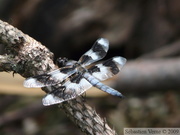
xmin=24 ymin=66 xmax=76 ymax=88
xmin=78 ymin=38 xmax=109 ymax=66
xmin=88 ymin=56 xmax=126 ymax=81
xmin=42 ymin=74 xmax=92 ymax=106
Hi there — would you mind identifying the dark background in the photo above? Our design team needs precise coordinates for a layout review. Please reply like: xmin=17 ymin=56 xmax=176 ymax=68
xmin=0 ymin=0 xmax=180 ymax=135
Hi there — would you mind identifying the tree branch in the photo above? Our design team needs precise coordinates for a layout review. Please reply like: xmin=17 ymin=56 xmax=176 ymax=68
xmin=115 ymin=58 xmax=180 ymax=93
xmin=0 ymin=20 xmax=117 ymax=135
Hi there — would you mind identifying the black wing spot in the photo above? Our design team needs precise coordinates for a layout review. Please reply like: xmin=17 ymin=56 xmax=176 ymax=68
xmin=70 ymin=74 xmax=83 ymax=84
xmin=88 ymin=66 xmax=100 ymax=74
xmin=103 ymin=58 xmax=119 ymax=75
xmin=60 ymin=67 xmax=75 ymax=74
xmin=92 ymin=42 xmax=106 ymax=58
xmin=79 ymin=55 xmax=92 ymax=65
xmin=50 ymin=86 xmax=68 ymax=100
xmin=34 ymin=74 xmax=54 ymax=86
xmin=50 ymin=86 xmax=65 ymax=95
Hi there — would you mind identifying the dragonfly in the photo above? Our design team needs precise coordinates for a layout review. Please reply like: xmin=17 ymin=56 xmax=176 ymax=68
xmin=24 ymin=38 xmax=127 ymax=106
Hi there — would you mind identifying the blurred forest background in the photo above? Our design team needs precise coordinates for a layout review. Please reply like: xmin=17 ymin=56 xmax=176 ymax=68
xmin=0 ymin=0 xmax=180 ymax=135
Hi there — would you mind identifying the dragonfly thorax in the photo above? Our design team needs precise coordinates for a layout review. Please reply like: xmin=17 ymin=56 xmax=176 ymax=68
xmin=74 ymin=62 xmax=88 ymax=75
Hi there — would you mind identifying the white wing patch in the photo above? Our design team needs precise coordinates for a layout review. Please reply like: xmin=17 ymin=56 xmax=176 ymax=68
xmin=113 ymin=56 xmax=127 ymax=67
xmin=23 ymin=77 xmax=45 ymax=88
